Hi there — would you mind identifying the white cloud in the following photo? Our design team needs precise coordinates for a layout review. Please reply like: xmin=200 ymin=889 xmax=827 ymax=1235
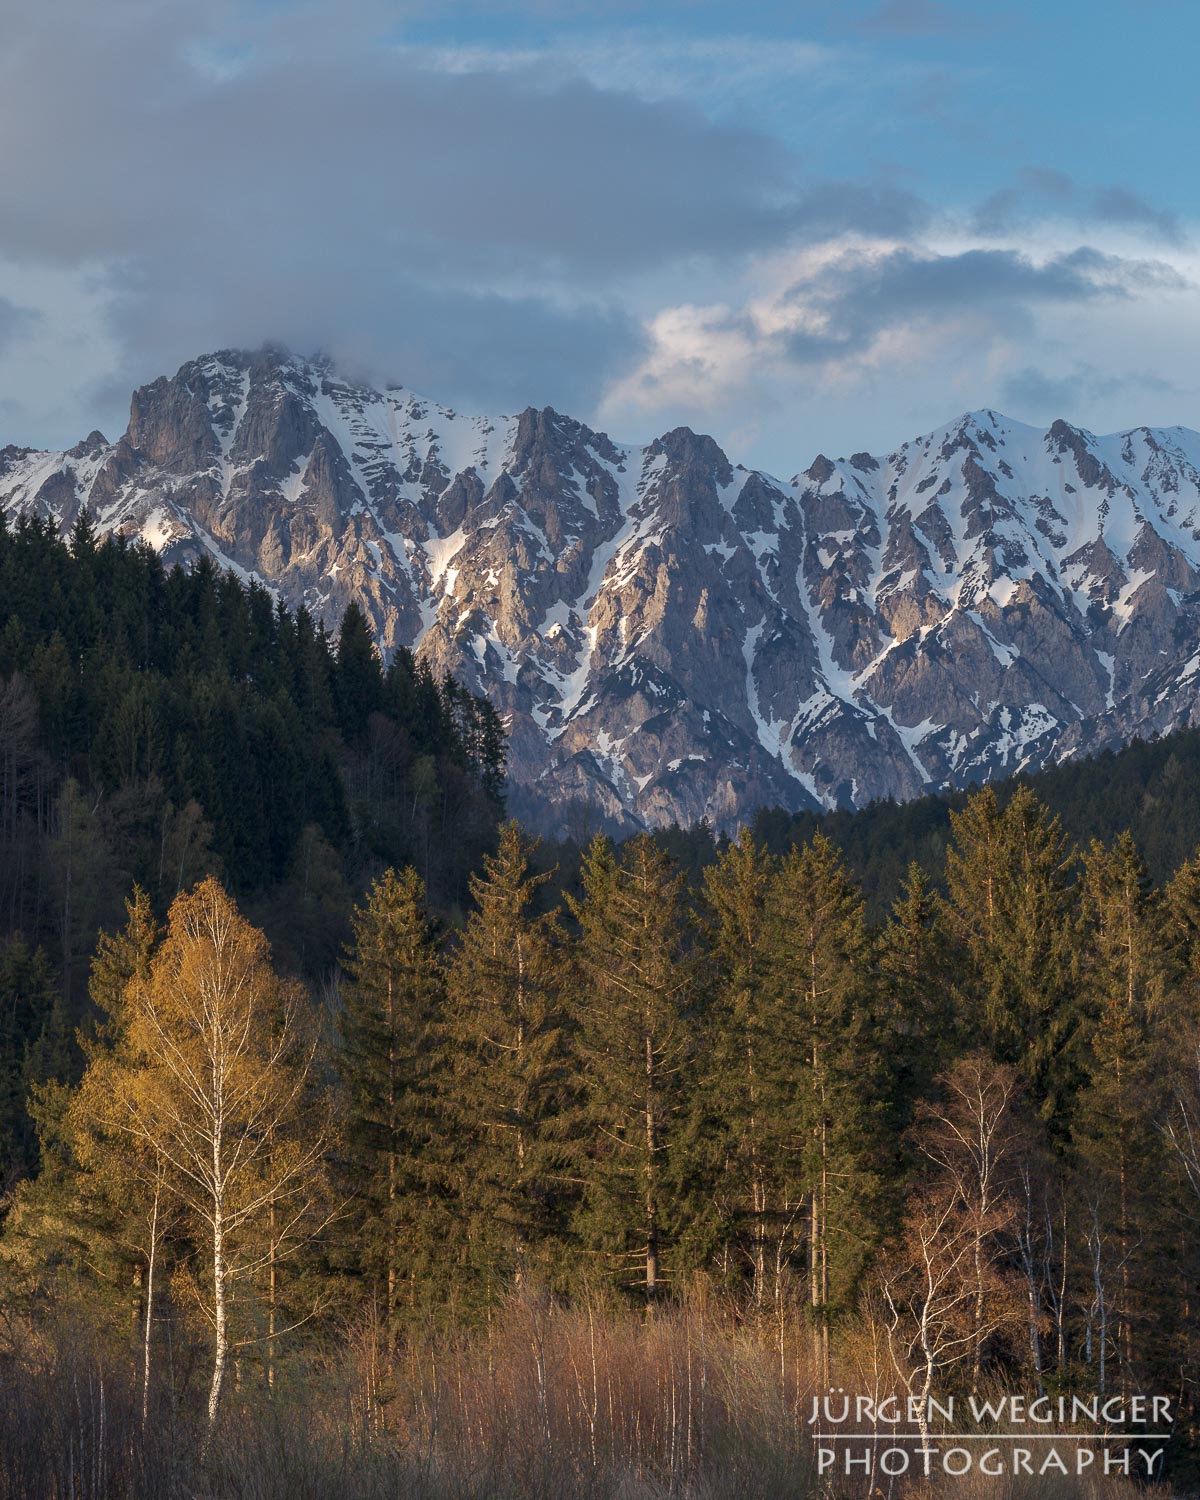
xmin=597 ymin=230 xmax=1200 ymax=476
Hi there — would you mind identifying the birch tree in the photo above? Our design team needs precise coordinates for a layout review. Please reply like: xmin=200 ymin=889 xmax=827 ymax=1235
xmin=108 ymin=877 xmax=330 ymax=1435
xmin=912 ymin=1054 xmax=1024 ymax=1391
xmin=879 ymin=1054 xmax=1025 ymax=1434
xmin=879 ymin=1183 xmax=1022 ymax=1445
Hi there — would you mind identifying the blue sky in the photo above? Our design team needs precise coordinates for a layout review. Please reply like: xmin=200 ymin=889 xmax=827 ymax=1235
xmin=1 ymin=0 xmax=1196 ymax=475
xmin=405 ymin=0 xmax=1194 ymax=210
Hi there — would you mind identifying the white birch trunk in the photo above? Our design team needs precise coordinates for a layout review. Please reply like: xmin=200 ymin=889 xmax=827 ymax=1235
xmin=142 ymin=1175 xmax=161 ymax=1430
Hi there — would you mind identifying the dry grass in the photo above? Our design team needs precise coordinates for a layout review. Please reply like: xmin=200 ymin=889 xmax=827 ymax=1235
xmin=0 ymin=1294 xmax=1169 ymax=1500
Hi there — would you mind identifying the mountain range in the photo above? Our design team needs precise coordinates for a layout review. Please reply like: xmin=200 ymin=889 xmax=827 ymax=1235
xmin=5 ymin=346 xmax=1200 ymax=833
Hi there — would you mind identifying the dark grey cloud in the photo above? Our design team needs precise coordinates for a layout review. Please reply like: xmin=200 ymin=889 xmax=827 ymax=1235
xmin=4 ymin=0 xmax=1193 ymax=470
xmin=771 ymin=244 xmax=1189 ymax=366
xmin=0 ymin=52 xmax=794 ymax=276
xmin=99 ymin=268 xmax=642 ymax=420
xmin=972 ymin=169 xmax=1186 ymax=245
xmin=0 ymin=0 xmax=940 ymax=429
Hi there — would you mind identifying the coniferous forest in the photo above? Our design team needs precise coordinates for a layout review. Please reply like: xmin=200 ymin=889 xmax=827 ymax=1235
xmin=5 ymin=520 xmax=1200 ymax=1497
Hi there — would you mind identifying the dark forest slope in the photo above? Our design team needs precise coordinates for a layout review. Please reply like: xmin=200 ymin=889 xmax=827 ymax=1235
xmin=0 ymin=512 xmax=505 ymax=990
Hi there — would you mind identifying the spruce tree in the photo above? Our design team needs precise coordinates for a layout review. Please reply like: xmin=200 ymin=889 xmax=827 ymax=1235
xmin=760 ymin=834 xmax=882 ymax=1378
xmin=71 ymin=888 xmax=174 ymax=1423
xmin=944 ymin=786 xmax=1083 ymax=1130
xmin=569 ymin=834 xmax=696 ymax=1299
xmin=335 ymin=601 xmax=384 ymax=746
xmin=0 ymin=936 xmax=63 ymax=1191
xmin=1163 ymin=848 xmax=1200 ymax=1008
xmin=876 ymin=862 xmax=957 ymax=1137
xmin=700 ymin=827 xmax=777 ymax=1303
xmin=337 ymin=867 xmax=447 ymax=1325
xmin=87 ymin=885 xmax=159 ymax=1041
xmin=2 ymin=891 xmax=162 ymax=1306
xmin=1072 ymin=834 xmax=1176 ymax=1392
xmin=444 ymin=822 xmax=573 ymax=1291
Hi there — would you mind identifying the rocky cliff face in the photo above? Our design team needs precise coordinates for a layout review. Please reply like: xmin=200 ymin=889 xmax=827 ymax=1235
xmin=6 ymin=347 xmax=1200 ymax=833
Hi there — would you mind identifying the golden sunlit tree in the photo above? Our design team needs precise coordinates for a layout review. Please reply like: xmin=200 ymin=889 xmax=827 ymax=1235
xmin=103 ymin=877 xmax=331 ymax=1436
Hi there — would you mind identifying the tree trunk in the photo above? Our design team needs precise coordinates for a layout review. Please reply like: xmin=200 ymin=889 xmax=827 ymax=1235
xmin=745 ymin=1037 xmax=765 ymax=1310
xmin=819 ymin=1112 xmax=830 ymax=1386
xmin=142 ymin=1177 xmax=161 ymax=1430
xmin=268 ymin=1198 xmax=276 ymax=1393
xmin=1116 ymin=1057 xmax=1131 ymax=1393
xmin=387 ymin=975 xmax=397 ymax=1321
xmin=971 ymin=1225 xmax=984 ymax=1393
xmin=1018 ymin=1174 xmax=1043 ymax=1394
xmin=207 ymin=1200 xmax=227 ymax=1437
xmin=645 ymin=1031 xmax=658 ymax=1297
xmin=809 ymin=1188 xmax=820 ymax=1366
xmin=515 ymin=934 xmax=527 ymax=1286
xmin=809 ymin=953 xmax=823 ymax=1376
xmin=1055 ymin=1196 xmax=1068 ymax=1369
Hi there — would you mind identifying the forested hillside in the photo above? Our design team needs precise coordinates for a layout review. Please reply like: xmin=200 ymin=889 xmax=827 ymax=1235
xmin=749 ymin=730 xmax=1200 ymax=913
xmin=523 ymin=722 xmax=1200 ymax=922
xmin=0 ymin=512 xmax=504 ymax=1185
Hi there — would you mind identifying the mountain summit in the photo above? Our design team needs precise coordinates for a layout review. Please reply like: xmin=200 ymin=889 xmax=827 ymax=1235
xmin=6 ymin=347 xmax=1200 ymax=832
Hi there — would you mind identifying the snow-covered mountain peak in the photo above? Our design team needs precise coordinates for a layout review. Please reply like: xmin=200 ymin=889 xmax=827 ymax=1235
xmin=7 ymin=345 xmax=1200 ymax=832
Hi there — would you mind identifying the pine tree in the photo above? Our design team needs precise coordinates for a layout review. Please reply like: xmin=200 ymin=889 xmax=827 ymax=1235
xmin=569 ymin=834 xmax=696 ymax=1298
xmin=337 ymin=866 xmax=447 ymax=1326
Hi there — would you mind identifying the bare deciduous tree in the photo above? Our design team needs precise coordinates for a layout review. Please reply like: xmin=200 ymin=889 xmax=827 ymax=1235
xmin=877 ymin=1054 xmax=1025 ymax=1438
xmin=1163 ymin=1030 xmax=1200 ymax=1207
xmin=912 ymin=1053 xmax=1024 ymax=1391
xmin=880 ymin=1187 xmax=1017 ymax=1444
